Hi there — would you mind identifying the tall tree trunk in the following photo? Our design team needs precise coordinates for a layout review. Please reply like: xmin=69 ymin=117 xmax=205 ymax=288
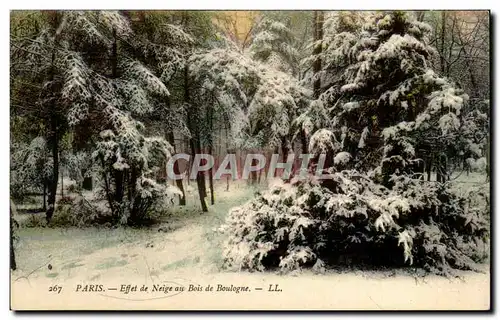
xmin=196 ymin=138 xmax=207 ymax=198
xmin=190 ymin=138 xmax=208 ymax=212
xmin=224 ymin=116 xmax=231 ymax=191
xmin=46 ymin=107 xmax=59 ymax=223
xmin=185 ymin=138 xmax=191 ymax=186
xmin=436 ymin=154 xmax=447 ymax=183
xmin=442 ymin=155 xmax=448 ymax=182
xmin=128 ymin=168 xmax=138 ymax=219
xmin=440 ymin=11 xmax=447 ymax=75
xmin=427 ymin=157 xmax=432 ymax=181
xmin=419 ymin=160 xmax=425 ymax=180
xmin=436 ymin=160 xmax=442 ymax=183
xmin=208 ymin=144 xmax=215 ymax=205
xmin=461 ymin=45 xmax=479 ymax=97
xmin=184 ymin=60 xmax=208 ymax=212
xmin=113 ymin=171 xmax=124 ymax=201
xmin=281 ymin=137 xmax=289 ymax=163
xmin=206 ymin=103 xmax=215 ymax=204
xmin=250 ymin=157 xmax=258 ymax=185
xmin=101 ymin=168 xmax=116 ymax=215
xmin=45 ymin=11 xmax=61 ymax=224
xmin=127 ymin=169 xmax=132 ymax=202
xmin=60 ymin=170 xmax=63 ymax=198
xmin=43 ymin=180 xmax=47 ymax=211
xmin=167 ymin=130 xmax=186 ymax=205
xmin=313 ymin=11 xmax=324 ymax=99
xmin=300 ymin=129 xmax=308 ymax=155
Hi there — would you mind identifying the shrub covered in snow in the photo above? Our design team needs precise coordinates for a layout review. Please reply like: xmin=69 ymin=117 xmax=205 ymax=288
xmin=93 ymin=125 xmax=181 ymax=225
xmin=220 ymin=169 xmax=489 ymax=275
xmin=51 ymin=196 xmax=102 ymax=227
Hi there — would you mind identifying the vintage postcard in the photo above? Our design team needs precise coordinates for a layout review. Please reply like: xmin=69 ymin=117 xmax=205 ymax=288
xmin=9 ymin=9 xmax=491 ymax=311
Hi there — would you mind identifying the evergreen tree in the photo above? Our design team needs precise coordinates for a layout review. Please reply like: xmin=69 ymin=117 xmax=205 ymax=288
xmin=11 ymin=11 xmax=181 ymax=224
xmin=300 ymin=11 xmax=486 ymax=183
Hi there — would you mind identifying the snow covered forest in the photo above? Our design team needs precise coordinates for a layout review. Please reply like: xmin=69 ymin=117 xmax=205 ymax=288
xmin=10 ymin=9 xmax=490 ymax=287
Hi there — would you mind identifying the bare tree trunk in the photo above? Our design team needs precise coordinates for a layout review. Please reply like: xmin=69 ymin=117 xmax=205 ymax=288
xmin=184 ymin=56 xmax=208 ymax=212
xmin=300 ymin=129 xmax=308 ymax=155
xmin=128 ymin=168 xmax=139 ymax=220
xmin=459 ymin=39 xmax=479 ymax=96
xmin=281 ymin=137 xmax=289 ymax=163
xmin=440 ymin=11 xmax=447 ymax=75
xmin=417 ymin=159 xmax=425 ymax=180
xmin=436 ymin=164 xmax=442 ymax=183
xmin=197 ymin=139 xmax=207 ymax=198
xmin=45 ymin=11 xmax=61 ymax=224
xmin=313 ymin=11 xmax=324 ymax=99
xmin=101 ymin=167 xmax=116 ymax=216
xmin=225 ymin=117 xmax=231 ymax=191
xmin=436 ymin=154 xmax=448 ymax=183
xmin=427 ymin=157 xmax=432 ymax=181
xmin=249 ymin=156 xmax=258 ymax=185
xmin=208 ymin=144 xmax=215 ymax=205
xmin=43 ymin=180 xmax=47 ymax=211
xmin=167 ymin=131 xmax=186 ymax=205
xmin=60 ymin=171 xmax=63 ymax=198
xmin=206 ymin=105 xmax=215 ymax=204
xmin=443 ymin=155 xmax=448 ymax=182
xmin=186 ymin=138 xmax=191 ymax=186
xmin=190 ymin=138 xmax=208 ymax=212
xmin=46 ymin=107 xmax=59 ymax=223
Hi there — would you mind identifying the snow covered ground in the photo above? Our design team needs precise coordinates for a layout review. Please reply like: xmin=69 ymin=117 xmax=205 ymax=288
xmin=10 ymin=178 xmax=490 ymax=310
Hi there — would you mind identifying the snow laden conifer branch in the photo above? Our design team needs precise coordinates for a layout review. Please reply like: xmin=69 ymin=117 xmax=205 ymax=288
xmin=189 ymin=45 xmax=311 ymax=151
xmin=250 ymin=17 xmax=300 ymax=74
